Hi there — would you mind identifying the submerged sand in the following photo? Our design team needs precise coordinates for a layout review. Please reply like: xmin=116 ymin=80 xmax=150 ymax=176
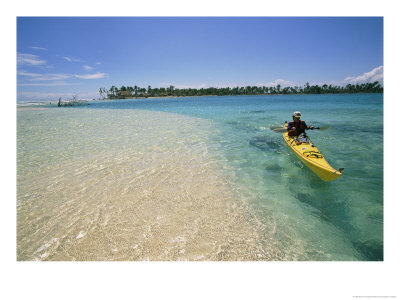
xmin=17 ymin=109 xmax=271 ymax=261
xmin=17 ymin=107 xmax=50 ymax=111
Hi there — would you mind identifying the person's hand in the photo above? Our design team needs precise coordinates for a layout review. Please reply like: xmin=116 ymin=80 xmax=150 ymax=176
xmin=309 ymin=126 xmax=314 ymax=129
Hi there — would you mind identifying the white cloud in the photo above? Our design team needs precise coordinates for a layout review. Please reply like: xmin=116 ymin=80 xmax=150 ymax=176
xmin=159 ymin=83 xmax=208 ymax=89
xmin=74 ymin=72 xmax=106 ymax=79
xmin=177 ymin=84 xmax=207 ymax=89
xmin=63 ymin=56 xmax=81 ymax=62
xmin=344 ymin=66 xmax=383 ymax=84
xmin=29 ymin=46 xmax=47 ymax=51
xmin=34 ymin=74 xmax=71 ymax=81
xmin=18 ymin=82 xmax=77 ymax=87
xmin=258 ymin=79 xmax=295 ymax=87
xmin=18 ymin=71 xmax=72 ymax=81
xmin=19 ymin=70 xmax=106 ymax=83
xmin=18 ymin=71 xmax=42 ymax=78
xmin=83 ymin=65 xmax=93 ymax=71
xmin=17 ymin=53 xmax=47 ymax=66
xmin=17 ymin=91 xmax=99 ymax=102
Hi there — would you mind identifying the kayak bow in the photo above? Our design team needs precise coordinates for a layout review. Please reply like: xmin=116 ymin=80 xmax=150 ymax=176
xmin=282 ymin=123 xmax=343 ymax=181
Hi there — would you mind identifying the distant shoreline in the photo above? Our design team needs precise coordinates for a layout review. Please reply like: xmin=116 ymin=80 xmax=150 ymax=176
xmin=17 ymin=92 xmax=384 ymax=106
xmin=103 ymin=92 xmax=384 ymax=101
xmin=101 ymin=81 xmax=383 ymax=100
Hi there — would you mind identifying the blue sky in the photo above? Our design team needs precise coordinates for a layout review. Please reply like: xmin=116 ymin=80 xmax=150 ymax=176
xmin=17 ymin=17 xmax=383 ymax=101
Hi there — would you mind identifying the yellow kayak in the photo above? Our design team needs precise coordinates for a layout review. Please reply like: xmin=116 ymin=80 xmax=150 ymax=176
xmin=283 ymin=123 xmax=343 ymax=181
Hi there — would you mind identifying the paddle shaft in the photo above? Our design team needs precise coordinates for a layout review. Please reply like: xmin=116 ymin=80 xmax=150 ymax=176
xmin=270 ymin=126 xmax=329 ymax=133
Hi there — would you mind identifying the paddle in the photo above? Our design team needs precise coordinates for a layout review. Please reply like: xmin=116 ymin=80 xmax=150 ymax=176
xmin=270 ymin=125 xmax=330 ymax=133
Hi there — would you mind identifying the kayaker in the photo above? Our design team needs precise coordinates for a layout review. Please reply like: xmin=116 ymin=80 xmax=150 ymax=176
xmin=287 ymin=111 xmax=314 ymax=136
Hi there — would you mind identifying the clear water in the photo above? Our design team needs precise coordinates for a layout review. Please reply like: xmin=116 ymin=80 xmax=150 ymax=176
xmin=17 ymin=94 xmax=383 ymax=261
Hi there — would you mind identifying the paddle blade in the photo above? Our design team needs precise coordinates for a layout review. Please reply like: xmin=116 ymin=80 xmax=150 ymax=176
xmin=318 ymin=125 xmax=330 ymax=131
xmin=270 ymin=126 xmax=287 ymax=133
xmin=312 ymin=125 xmax=330 ymax=131
xmin=270 ymin=125 xmax=284 ymax=130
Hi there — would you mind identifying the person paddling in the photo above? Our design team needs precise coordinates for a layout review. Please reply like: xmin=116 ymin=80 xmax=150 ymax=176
xmin=287 ymin=111 xmax=314 ymax=137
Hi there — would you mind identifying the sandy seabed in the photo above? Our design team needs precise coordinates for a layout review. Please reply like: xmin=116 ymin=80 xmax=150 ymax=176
xmin=17 ymin=109 xmax=274 ymax=261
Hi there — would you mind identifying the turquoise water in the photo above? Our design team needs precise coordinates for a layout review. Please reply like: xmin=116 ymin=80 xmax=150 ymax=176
xmin=17 ymin=93 xmax=383 ymax=260
xmin=85 ymin=94 xmax=384 ymax=260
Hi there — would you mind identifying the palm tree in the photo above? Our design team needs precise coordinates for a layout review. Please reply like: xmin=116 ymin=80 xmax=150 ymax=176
xmin=168 ymin=85 xmax=175 ymax=96
xmin=304 ymin=82 xmax=311 ymax=94
xmin=109 ymin=86 xmax=116 ymax=98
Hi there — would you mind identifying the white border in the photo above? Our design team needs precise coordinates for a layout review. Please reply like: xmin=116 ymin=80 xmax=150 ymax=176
xmin=3 ymin=1 xmax=399 ymax=299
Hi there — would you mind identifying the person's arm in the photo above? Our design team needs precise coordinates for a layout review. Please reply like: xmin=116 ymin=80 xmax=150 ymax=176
xmin=287 ymin=122 xmax=293 ymax=131
xmin=304 ymin=121 xmax=314 ymax=130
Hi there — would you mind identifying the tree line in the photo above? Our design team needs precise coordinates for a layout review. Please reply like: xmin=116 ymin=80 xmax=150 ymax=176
xmin=99 ymin=81 xmax=383 ymax=99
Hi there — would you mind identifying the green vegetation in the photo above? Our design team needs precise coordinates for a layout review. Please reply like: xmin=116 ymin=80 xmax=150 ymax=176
xmin=99 ymin=81 xmax=383 ymax=99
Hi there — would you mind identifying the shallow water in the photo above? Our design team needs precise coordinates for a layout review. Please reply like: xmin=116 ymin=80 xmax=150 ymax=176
xmin=17 ymin=94 xmax=383 ymax=260
xmin=17 ymin=109 xmax=267 ymax=260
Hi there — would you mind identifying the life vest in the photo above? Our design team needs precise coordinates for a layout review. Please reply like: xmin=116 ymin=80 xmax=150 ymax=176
xmin=288 ymin=120 xmax=307 ymax=136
